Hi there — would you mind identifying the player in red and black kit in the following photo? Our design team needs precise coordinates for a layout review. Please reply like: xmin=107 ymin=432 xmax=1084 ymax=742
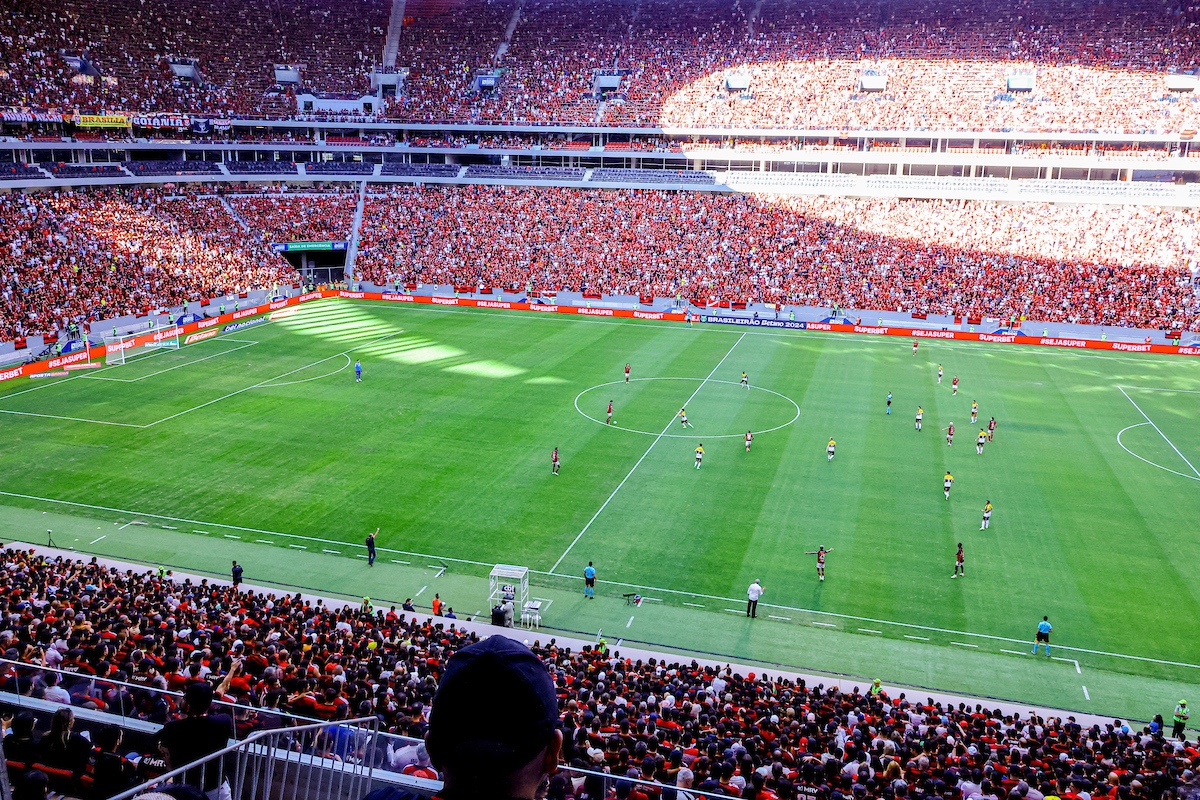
xmin=952 ymin=543 xmax=965 ymax=578
xmin=945 ymin=422 xmax=955 ymax=446
xmin=624 ymin=363 xmax=631 ymax=383
xmin=551 ymin=448 xmax=560 ymax=475
xmin=987 ymin=416 xmax=997 ymax=442
xmin=606 ymin=401 xmax=613 ymax=424
xmin=952 ymin=376 xmax=959 ymax=395
xmin=912 ymin=341 xmax=918 ymax=356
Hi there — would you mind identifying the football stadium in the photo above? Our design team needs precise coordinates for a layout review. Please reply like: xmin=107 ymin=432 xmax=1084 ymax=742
xmin=0 ymin=0 xmax=1198 ymax=798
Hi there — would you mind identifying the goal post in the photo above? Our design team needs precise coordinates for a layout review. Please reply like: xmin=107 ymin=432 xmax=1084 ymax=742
xmin=103 ymin=331 xmax=138 ymax=366
xmin=103 ymin=323 xmax=179 ymax=366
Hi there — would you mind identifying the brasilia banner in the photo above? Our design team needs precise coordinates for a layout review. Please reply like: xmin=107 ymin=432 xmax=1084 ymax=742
xmin=73 ymin=114 xmax=129 ymax=128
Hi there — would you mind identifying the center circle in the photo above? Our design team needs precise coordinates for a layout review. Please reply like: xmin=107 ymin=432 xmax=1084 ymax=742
xmin=574 ymin=377 xmax=801 ymax=439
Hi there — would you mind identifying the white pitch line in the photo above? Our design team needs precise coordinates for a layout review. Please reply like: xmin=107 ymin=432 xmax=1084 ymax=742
xmin=1118 ymin=386 xmax=1200 ymax=478
xmin=83 ymin=341 xmax=258 ymax=383
xmin=255 ymin=539 xmax=273 ymax=544
xmin=813 ymin=621 xmax=837 ymax=628
xmin=193 ymin=529 xmax=210 ymax=534
xmin=288 ymin=544 xmax=306 ymax=549
xmin=322 ymin=549 xmax=341 ymax=555
xmin=431 ymin=566 xmax=446 ymax=578
xmin=640 ymin=597 xmax=662 ymax=602
xmin=724 ymin=609 xmax=744 ymax=614
xmin=1082 ymin=686 xmax=1090 ymax=700
xmin=0 ymin=408 xmax=144 ymax=427
xmin=1053 ymin=656 xmax=1083 ymax=673
xmin=770 ymin=615 xmax=792 ymax=621
xmin=89 ymin=535 xmax=106 ymax=545
xmin=414 ymin=585 xmax=428 ymax=598
xmin=1115 ymin=423 xmax=1200 ymax=482
xmin=117 ymin=520 xmax=141 ymax=530
xmin=548 ymin=332 xmax=747 ymax=574
xmin=160 ymin=525 xmax=177 ymax=530
xmin=391 ymin=560 xmax=410 ymax=565
xmin=224 ymin=534 xmax=241 ymax=539
xmin=626 ymin=615 xmax=635 ymax=628
xmin=683 ymin=602 xmax=705 ymax=608
xmin=1000 ymin=649 xmax=1029 ymax=656
xmin=859 ymin=628 xmax=882 ymax=634
xmin=13 ymin=489 xmax=1200 ymax=672
xmin=139 ymin=330 xmax=407 ymax=429
xmin=951 ymin=641 xmax=979 ymax=648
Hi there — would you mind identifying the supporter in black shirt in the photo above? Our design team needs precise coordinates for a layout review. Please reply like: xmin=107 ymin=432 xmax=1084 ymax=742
xmin=156 ymin=682 xmax=235 ymax=796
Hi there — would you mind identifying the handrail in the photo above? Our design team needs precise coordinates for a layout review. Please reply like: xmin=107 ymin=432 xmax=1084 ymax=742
xmin=107 ymin=715 xmax=381 ymax=800
xmin=0 ymin=657 xmax=356 ymax=731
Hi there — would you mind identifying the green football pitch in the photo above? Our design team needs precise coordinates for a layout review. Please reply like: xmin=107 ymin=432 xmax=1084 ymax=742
xmin=0 ymin=298 xmax=1198 ymax=724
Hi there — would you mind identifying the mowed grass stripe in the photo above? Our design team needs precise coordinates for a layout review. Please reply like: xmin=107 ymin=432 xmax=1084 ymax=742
xmin=0 ymin=301 xmax=1198 ymax=675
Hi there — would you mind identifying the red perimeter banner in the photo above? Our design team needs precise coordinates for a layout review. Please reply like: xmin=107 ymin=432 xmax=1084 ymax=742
xmin=2 ymin=292 xmax=1196 ymax=384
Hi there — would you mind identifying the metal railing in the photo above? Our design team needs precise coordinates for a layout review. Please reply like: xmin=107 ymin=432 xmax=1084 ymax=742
xmin=0 ymin=658 xmax=339 ymax=733
xmin=0 ymin=658 xmax=774 ymax=800
xmin=109 ymin=716 xmax=382 ymax=800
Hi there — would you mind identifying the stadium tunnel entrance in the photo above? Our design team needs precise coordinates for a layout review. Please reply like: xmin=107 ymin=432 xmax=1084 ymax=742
xmin=272 ymin=241 xmax=347 ymax=285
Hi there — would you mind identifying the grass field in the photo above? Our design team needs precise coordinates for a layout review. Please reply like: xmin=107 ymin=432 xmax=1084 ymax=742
xmin=1 ymin=298 xmax=1198 ymax=722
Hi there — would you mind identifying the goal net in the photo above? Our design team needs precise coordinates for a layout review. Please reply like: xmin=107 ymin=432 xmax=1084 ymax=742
xmin=104 ymin=324 xmax=179 ymax=366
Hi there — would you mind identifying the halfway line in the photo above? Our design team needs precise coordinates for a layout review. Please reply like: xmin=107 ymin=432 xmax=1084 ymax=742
xmin=547 ymin=332 xmax=747 ymax=574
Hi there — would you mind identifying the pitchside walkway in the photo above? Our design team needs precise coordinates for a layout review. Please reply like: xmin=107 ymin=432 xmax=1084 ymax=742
xmin=1 ymin=502 xmax=1195 ymax=729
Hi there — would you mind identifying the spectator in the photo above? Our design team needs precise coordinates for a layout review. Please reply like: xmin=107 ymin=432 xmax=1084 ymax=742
xmin=156 ymin=682 xmax=236 ymax=800
xmin=424 ymin=636 xmax=562 ymax=799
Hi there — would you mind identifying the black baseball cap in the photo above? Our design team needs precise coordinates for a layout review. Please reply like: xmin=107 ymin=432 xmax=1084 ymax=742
xmin=426 ymin=636 xmax=559 ymax=775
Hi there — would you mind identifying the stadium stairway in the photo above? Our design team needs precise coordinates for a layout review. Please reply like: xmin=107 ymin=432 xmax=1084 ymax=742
xmin=747 ymin=0 xmax=766 ymax=37
xmin=344 ymin=181 xmax=369 ymax=279
xmin=218 ymin=196 xmax=253 ymax=234
xmin=382 ymin=0 xmax=407 ymax=68
xmin=495 ymin=0 xmax=526 ymax=62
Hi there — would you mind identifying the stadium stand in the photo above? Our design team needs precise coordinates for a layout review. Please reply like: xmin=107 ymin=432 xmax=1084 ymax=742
xmin=0 ymin=189 xmax=293 ymax=340
xmin=44 ymin=164 xmax=127 ymax=179
xmin=224 ymin=161 xmax=300 ymax=175
xmin=463 ymin=165 xmax=586 ymax=179
xmin=590 ymin=168 xmax=717 ymax=185
xmin=0 ymin=164 xmax=47 ymax=180
xmin=228 ymin=193 xmax=357 ymax=243
xmin=380 ymin=163 xmax=462 ymax=177
xmin=303 ymin=161 xmax=376 ymax=175
xmin=0 ymin=546 xmax=1194 ymax=800
xmin=355 ymin=186 xmax=1199 ymax=330
xmin=122 ymin=160 xmax=223 ymax=176
xmin=0 ymin=0 xmax=1197 ymax=131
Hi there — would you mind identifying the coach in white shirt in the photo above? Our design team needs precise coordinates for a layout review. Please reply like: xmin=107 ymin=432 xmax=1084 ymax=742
xmin=746 ymin=579 xmax=764 ymax=618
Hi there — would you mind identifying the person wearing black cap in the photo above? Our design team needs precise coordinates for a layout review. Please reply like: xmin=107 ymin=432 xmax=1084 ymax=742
xmin=425 ymin=635 xmax=562 ymax=799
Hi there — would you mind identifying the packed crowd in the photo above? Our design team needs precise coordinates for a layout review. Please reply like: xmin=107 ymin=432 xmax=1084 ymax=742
xmin=228 ymin=192 xmax=357 ymax=243
xmin=0 ymin=188 xmax=294 ymax=340
xmin=0 ymin=0 xmax=389 ymax=116
xmin=355 ymin=185 xmax=1200 ymax=329
xmin=0 ymin=547 xmax=1195 ymax=800
xmin=5 ymin=0 xmax=1200 ymax=133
